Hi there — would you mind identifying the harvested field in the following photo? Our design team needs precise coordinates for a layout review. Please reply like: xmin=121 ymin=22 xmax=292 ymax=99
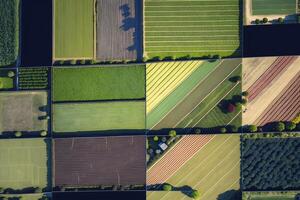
xmin=147 ymin=134 xmax=241 ymax=200
xmin=96 ymin=0 xmax=142 ymax=61
xmin=52 ymin=65 xmax=145 ymax=102
xmin=252 ymin=0 xmax=296 ymax=15
xmin=0 ymin=139 xmax=50 ymax=191
xmin=54 ymin=136 xmax=146 ymax=187
xmin=54 ymin=0 xmax=94 ymax=59
xmin=53 ymin=101 xmax=145 ymax=133
xmin=0 ymin=91 xmax=48 ymax=132
xmin=144 ymin=0 xmax=242 ymax=59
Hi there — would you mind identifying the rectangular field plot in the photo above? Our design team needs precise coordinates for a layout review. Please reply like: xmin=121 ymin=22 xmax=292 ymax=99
xmin=53 ymin=101 xmax=145 ymax=133
xmin=0 ymin=139 xmax=50 ymax=191
xmin=0 ymin=91 xmax=48 ymax=132
xmin=54 ymin=136 xmax=146 ymax=187
xmin=0 ymin=0 xmax=19 ymax=66
xmin=243 ymin=191 xmax=299 ymax=200
xmin=52 ymin=65 xmax=145 ymax=102
xmin=147 ymin=134 xmax=241 ymax=200
xmin=18 ymin=67 xmax=49 ymax=90
xmin=96 ymin=0 xmax=142 ymax=61
xmin=144 ymin=0 xmax=242 ymax=59
xmin=0 ymin=194 xmax=44 ymax=200
xmin=252 ymin=0 xmax=296 ymax=15
xmin=54 ymin=0 xmax=94 ymax=59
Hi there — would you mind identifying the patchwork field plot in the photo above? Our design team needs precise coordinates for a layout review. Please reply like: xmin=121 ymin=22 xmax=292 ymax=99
xmin=147 ymin=134 xmax=241 ymax=200
xmin=147 ymin=59 xmax=242 ymax=134
xmin=53 ymin=101 xmax=145 ymax=133
xmin=0 ymin=0 xmax=19 ymax=66
xmin=0 ymin=193 xmax=44 ymax=200
xmin=144 ymin=0 xmax=242 ymax=59
xmin=54 ymin=0 xmax=94 ymax=59
xmin=0 ymin=91 xmax=48 ymax=132
xmin=252 ymin=0 xmax=296 ymax=15
xmin=54 ymin=136 xmax=145 ymax=187
xmin=19 ymin=67 xmax=49 ymax=90
xmin=52 ymin=65 xmax=145 ymax=102
xmin=243 ymin=56 xmax=300 ymax=126
xmin=0 ymin=69 xmax=15 ymax=90
xmin=241 ymin=138 xmax=300 ymax=190
xmin=0 ymin=139 xmax=50 ymax=191
xmin=96 ymin=0 xmax=142 ymax=61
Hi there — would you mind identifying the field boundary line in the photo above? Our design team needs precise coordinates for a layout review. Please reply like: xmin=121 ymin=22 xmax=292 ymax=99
xmin=52 ymin=0 xmax=55 ymax=63
xmin=149 ymin=60 xmax=224 ymax=129
xmin=93 ymin=0 xmax=96 ymax=60
xmin=173 ymin=64 xmax=241 ymax=128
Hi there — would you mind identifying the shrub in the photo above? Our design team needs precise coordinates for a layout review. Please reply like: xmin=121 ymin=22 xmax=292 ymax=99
xmin=35 ymin=187 xmax=42 ymax=193
xmin=14 ymin=131 xmax=22 ymax=137
xmin=195 ymin=128 xmax=201 ymax=134
xmin=219 ymin=127 xmax=227 ymax=133
xmin=191 ymin=190 xmax=200 ymax=199
xmin=227 ymin=103 xmax=236 ymax=113
xmin=234 ymin=102 xmax=242 ymax=110
xmin=241 ymin=98 xmax=248 ymax=105
xmin=161 ymin=136 xmax=167 ymax=143
xmin=297 ymin=123 xmax=300 ymax=131
xmin=153 ymin=136 xmax=159 ymax=142
xmin=246 ymin=125 xmax=257 ymax=133
xmin=7 ymin=71 xmax=15 ymax=77
xmin=255 ymin=19 xmax=260 ymax=24
xmin=155 ymin=149 xmax=161 ymax=154
xmin=40 ymin=130 xmax=47 ymax=137
xmin=278 ymin=17 xmax=284 ymax=23
xmin=142 ymin=56 xmax=148 ymax=62
xmin=228 ymin=125 xmax=238 ymax=133
xmin=58 ymin=60 xmax=64 ymax=65
xmin=70 ymin=60 xmax=77 ymax=65
xmin=162 ymin=183 xmax=172 ymax=191
xmin=285 ymin=121 xmax=296 ymax=131
xmin=79 ymin=60 xmax=86 ymax=65
xmin=169 ymin=130 xmax=176 ymax=137
xmin=273 ymin=122 xmax=285 ymax=132
xmin=241 ymin=91 xmax=249 ymax=97
xmin=230 ymin=76 xmax=241 ymax=83
xmin=185 ymin=54 xmax=191 ymax=59
xmin=262 ymin=17 xmax=268 ymax=23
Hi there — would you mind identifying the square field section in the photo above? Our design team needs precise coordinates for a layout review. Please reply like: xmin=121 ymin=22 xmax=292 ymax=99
xmin=252 ymin=0 xmax=296 ymax=15
xmin=53 ymin=101 xmax=145 ymax=133
xmin=0 ymin=91 xmax=48 ymax=132
xmin=0 ymin=139 xmax=50 ymax=191
xmin=54 ymin=0 xmax=94 ymax=59
xmin=54 ymin=136 xmax=146 ymax=187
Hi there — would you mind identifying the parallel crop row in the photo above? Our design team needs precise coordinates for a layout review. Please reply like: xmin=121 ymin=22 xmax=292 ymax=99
xmin=18 ymin=67 xmax=48 ymax=89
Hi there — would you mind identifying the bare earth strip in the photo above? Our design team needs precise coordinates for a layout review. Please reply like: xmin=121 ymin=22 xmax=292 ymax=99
xmin=243 ymin=57 xmax=300 ymax=125
xmin=96 ymin=0 xmax=141 ymax=61
xmin=147 ymin=135 xmax=214 ymax=185
xmin=152 ymin=59 xmax=241 ymax=130
xmin=255 ymin=73 xmax=300 ymax=125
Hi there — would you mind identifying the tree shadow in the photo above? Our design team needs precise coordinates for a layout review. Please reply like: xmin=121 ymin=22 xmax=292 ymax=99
xmin=216 ymin=189 xmax=241 ymax=200
xmin=147 ymin=184 xmax=198 ymax=199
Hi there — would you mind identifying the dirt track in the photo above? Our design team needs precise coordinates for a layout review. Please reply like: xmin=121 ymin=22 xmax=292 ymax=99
xmin=96 ymin=0 xmax=142 ymax=61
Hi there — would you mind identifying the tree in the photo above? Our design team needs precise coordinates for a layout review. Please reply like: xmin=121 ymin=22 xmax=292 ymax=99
xmin=241 ymin=98 xmax=248 ymax=105
xmin=262 ymin=17 xmax=268 ymax=23
xmin=191 ymin=190 xmax=200 ymax=199
xmin=162 ymin=183 xmax=172 ymax=191
xmin=7 ymin=71 xmax=15 ymax=78
xmin=230 ymin=76 xmax=241 ymax=83
xmin=227 ymin=103 xmax=236 ymax=113
xmin=219 ymin=127 xmax=227 ymax=133
xmin=285 ymin=121 xmax=296 ymax=131
xmin=15 ymin=131 xmax=22 ymax=137
xmin=168 ymin=130 xmax=177 ymax=137
xmin=274 ymin=122 xmax=285 ymax=132
xmin=79 ymin=60 xmax=86 ymax=65
xmin=255 ymin=19 xmax=260 ymax=24
xmin=278 ymin=17 xmax=284 ymax=23
xmin=246 ymin=125 xmax=257 ymax=133
xmin=241 ymin=91 xmax=249 ymax=97
xmin=153 ymin=136 xmax=159 ymax=142
xmin=228 ymin=125 xmax=238 ymax=133
xmin=195 ymin=128 xmax=201 ymax=134
xmin=70 ymin=60 xmax=77 ymax=65
xmin=234 ymin=102 xmax=242 ymax=110
xmin=40 ymin=130 xmax=47 ymax=137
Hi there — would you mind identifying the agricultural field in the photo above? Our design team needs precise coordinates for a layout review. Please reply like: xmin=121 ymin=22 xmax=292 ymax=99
xmin=96 ymin=0 xmax=142 ymax=61
xmin=53 ymin=100 xmax=145 ymax=133
xmin=0 ymin=0 xmax=19 ymax=66
xmin=54 ymin=0 xmax=94 ymax=60
xmin=241 ymin=137 xmax=300 ymax=190
xmin=0 ymin=194 xmax=45 ymax=200
xmin=242 ymin=56 xmax=300 ymax=130
xmin=252 ymin=0 xmax=296 ymax=15
xmin=53 ymin=136 xmax=145 ymax=187
xmin=0 ymin=69 xmax=15 ymax=90
xmin=18 ymin=67 xmax=49 ymax=90
xmin=242 ymin=191 xmax=300 ymax=200
xmin=0 ymin=91 xmax=48 ymax=133
xmin=147 ymin=134 xmax=241 ymax=200
xmin=147 ymin=59 xmax=242 ymax=134
xmin=52 ymin=65 xmax=145 ymax=102
xmin=0 ymin=139 xmax=50 ymax=192
xmin=144 ymin=0 xmax=242 ymax=59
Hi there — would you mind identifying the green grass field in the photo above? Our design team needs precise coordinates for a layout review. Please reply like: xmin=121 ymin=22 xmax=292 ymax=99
xmin=0 ymin=194 xmax=44 ymax=200
xmin=53 ymin=101 xmax=145 ymax=132
xmin=0 ymin=77 xmax=13 ymax=89
xmin=53 ymin=65 xmax=145 ymax=102
xmin=0 ymin=139 xmax=50 ymax=191
xmin=0 ymin=0 xmax=19 ymax=66
xmin=243 ymin=191 xmax=299 ymax=200
xmin=54 ymin=0 xmax=94 ymax=59
xmin=144 ymin=0 xmax=242 ymax=59
xmin=147 ymin=134 xmax=240 ymax=200
xmin=252 ymin=0 xmax=296 ymax=15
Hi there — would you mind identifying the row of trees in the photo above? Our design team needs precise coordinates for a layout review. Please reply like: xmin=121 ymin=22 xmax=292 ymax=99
xmin=243 ymin=121 xmax=300 ymax=133
xmin=254 ymin=17 xmax=284 ymax=25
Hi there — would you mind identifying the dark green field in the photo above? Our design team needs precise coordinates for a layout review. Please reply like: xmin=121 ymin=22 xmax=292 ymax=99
xmin=252 ymin=0 xmax=296 ymax=15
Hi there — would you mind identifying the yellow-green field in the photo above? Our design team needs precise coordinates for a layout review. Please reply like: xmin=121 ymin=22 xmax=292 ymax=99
xmin=146 ymin=60 xmax=202 ymax=113
xmin=0 ymin=193 xmax=44 ymax=200
xmin=147 ymin=134 xmax=240 ymax=200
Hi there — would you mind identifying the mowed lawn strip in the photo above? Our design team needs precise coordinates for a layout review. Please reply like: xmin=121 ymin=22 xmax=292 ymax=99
xmin=0 ymin=139 xmax=50 ymax=190
xmin=151 ymin=59 xmax=242 ymax=130
xmin=147 ymin=134 xmax=240 ymax=200
xmin=0 ymin=0 xmax=19 ymax=66
xmin=54 ymin=136 xmax=146 ymax=186
xmin=53 ymin=101 xmax=145 ymax=132
xmin=252 ymin=0 xmax=296 ymax=15
xmin=54 ymin=0 xmax=94 ymax=59
xmin=147 ymin=60 xmax=221 ymax=129
xmin=52 ymin=65 xmax=145 ymax=102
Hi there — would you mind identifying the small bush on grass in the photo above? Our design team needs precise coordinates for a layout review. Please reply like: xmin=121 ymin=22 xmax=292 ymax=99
xmin=262 ymin=18 xmax=268 ymax=23
xmin=162 ymin=183 xmax=172 ymax=191
xmin=14 ymin=131 xmax=22 ymax=137
xmin=40 ymin=130 xmax=47 ymax=137
xmin=7 ymin=71 xmax=15 ymax=78
xmin=153 ymin=136 xmax=159 ymax=142
xmin=219 ymin=127 xmax=227 ymax=133
xmin=168 ymin=130 xmax=176 ymax=137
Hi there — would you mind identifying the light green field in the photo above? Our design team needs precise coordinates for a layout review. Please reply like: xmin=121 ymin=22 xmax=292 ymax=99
xmin=0 ymin=139 xmax=50 ymax=191
xmin=252 ymin=0 xmax=296 ymax=15
xmin=0 ymin=77 xmax=13 ymax=89
xmin=54 ymin=0 xmax=94 ymax=59
xmin=53 ymin=101 xmax=145 ymax=132
xmin=147 ymin=134 xmax=241 ymax=200
xmin=144 ymin=0 xmax=242 ymax=59
xmin=53 ymin=65 xmax=145 ymax=102
xmin=0 ymin=193 xmax=44 ymax=200
xmin=243 ymin=191 xmax=299 ymax=200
